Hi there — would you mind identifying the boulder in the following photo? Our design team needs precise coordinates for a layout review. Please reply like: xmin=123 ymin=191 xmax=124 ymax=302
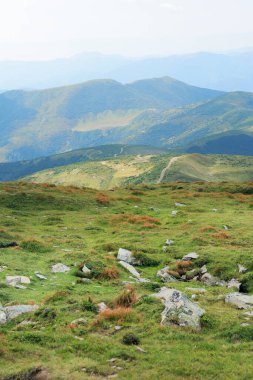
xmin=119 ymin=261 xmax=149 ymax=282
xmin=4 ymin=305 xmax=39 ymax=321
xmin=52 ymin=263 xmax=70 ymax=273
xmin=227 ymin=279 xmax=241 ymax=290
xmin=157 ymin=267 xmax=176 ymax=283
xmin=153 ymin=287 xmax=205 ymax=330
xmin=0 ymin=310 xmax=7 ymax=325
xmin=201 ymin=273 xmax=226 ymax=287
xmin=182 ymin=252 xmax=199 ymax=260
xmin=81 ymin=265 xmax=91 ymax=274
xmin=6 ymin=276 xmax=31 ymax=287
xmin=117 ymin=248 xmax=135 ymax=264
xmin=225 ymin=293 xmax=253 ymax=309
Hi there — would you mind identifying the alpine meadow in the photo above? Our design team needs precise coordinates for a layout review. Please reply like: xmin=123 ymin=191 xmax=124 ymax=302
xmin=1 ymin=1 xmax=253 ymax=380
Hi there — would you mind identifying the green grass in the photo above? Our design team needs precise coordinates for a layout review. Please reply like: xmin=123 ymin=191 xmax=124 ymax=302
xmin=0 ymin=181 xmax=253 ymax=379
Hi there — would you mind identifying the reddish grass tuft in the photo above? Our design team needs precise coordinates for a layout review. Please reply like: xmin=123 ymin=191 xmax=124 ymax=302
xmin=96 ymin=193 xmax=110 ymax=204
xmin=100 ymin=266 xmax=120 ymax=280
xmin=114 ymin=285 xmax=137 ymax=307
xmin=97 ymin=307 xmax=132 ymax=323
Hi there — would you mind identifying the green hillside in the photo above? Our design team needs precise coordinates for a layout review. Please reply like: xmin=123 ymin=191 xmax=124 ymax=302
xmin=0 ymin=77 xmax=220 ymax=161
xmin=1 ymin=181 xmax=253 ymax=379
xmin=0 ymin=144 xmax=168 ymax=182
xmin=23 ymin=154 xmax=253 ymax=189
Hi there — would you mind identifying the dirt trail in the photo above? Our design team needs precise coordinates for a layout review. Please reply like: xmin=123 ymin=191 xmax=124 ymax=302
xmin=157 ymin=156 xmax=180 ymax=183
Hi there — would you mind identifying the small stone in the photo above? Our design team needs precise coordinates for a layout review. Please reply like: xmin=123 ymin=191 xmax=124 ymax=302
xmin=81 ymin=265 xmax=91 ymax=274
xmin=201 ymin=273 xmax=226 ymax=287
xmin=52 ymin=263 xmax=70 ymax=273
xmin=165 ymin=239 xmax=174 ymax=246
xmin=71 ymin=318 xmax=87 ymax=326
xmin=200 ymin=265 xmax=207 ymax=274
xmin=241 ymin=323 xmax=250 ymax=327
xmin=175 ymin=202 xmax=185 ymax=207
xmin=227 ymin=279 xmax=241 ymax=290
xmin=97 ymin=302 xmax=108 ymax=313
xmin=182 ymin=252 xmax=199 ymax=260
xmin=35 ymin=272 xmax=47 ymax=280
xmin=0 ymin=310 xmax=7 ymax=325
xmin=114 ymin=325 xmax=122 ymax=331
xmin=238 ymin=264 xmax=247 ymax=273
xmin=157 ymin=267 xmax=176 ymax=283
xmin=136 ymin=346 xmax=147 ymax=353
xmin=78 ymin=278 xmax=92 ymax=284
xmin=108 ymin=358 xmax=117 ymax=363
xmin=171 ymin=210 xmax=177 ymax=216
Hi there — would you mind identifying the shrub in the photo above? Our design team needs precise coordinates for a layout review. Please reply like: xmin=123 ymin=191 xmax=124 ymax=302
xmin=134 ymin=252 xmax=159 ymax=267
xmin=35 ymin=308 xmax=57 ymax=321
xmin=81 ymin=298 xmax=98 ymax=313
xmin=85 ymin=261 xmax=105 ymax=279
xmin=97 ymin=307 xmax=132 ymax=323
xmin=100 ymin=266 xmax=119 ymax=280
xmin=44 ymin=291 xmax=69 ymax=304
xmin=114 ymin=285 xmax=137 ymax=308
xmin=122 ymin=333 xmax=140 ymax=345
xmin=220 ymin=325 xmax=253 ymax=342
xmin=96 ymin=193 xmax=110 ymax=205
xmin=20 ymin=238 xmax=47 ymax=253
xmin=240 ymin=273 xmax=253 ymax=293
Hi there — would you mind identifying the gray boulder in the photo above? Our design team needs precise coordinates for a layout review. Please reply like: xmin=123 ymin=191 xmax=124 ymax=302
xmin=153 ymin=287 xmax=205 ymax=330
xmin=201 ymin=273 xmax=226 ymax=287
xmin=225 ymin=293 xmax=253 ymax=309
xmin=182 ymin=252 xmax=199 ymax=260
xmin=0 ymin=310 xmax=7 ymax=325
xmin=2 ymin=305 xmax=39 ymax=323
xmin=157 ymin=267 xmax=176 ymax=283
xmin=227 ymin=279 xmax=241 ymax=290
xmin=6 ymin=276 xmax=31 ymax=287
xmin=52 ymin=263 xmax=70 ymax=273
xmin=117 ymin=248 xmax=135 ymax=264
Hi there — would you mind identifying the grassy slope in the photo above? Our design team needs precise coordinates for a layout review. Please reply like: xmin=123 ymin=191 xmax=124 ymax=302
xmin=0 ymin=182 xmax=253 ymax=379
xmin=23 ymin=154 xmax=253 ymax=189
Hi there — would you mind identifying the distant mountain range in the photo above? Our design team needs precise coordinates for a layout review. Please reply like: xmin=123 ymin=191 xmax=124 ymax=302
xmin=0 ymin=77 xmax=222 ymax=161
xmin=2 ymin=50 xmax=253 ymax=92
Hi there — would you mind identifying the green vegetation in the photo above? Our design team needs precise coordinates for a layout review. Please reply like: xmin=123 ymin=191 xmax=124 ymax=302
xmin=23 ymin=153 xmax=253 ymax=189
xmin=0 ymin=181 xmax=253 ymax=379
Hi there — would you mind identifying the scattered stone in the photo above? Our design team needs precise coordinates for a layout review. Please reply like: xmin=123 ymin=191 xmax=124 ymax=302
xmin=244 ymin=311 xmax=253 ymax=318
xmin=74 ymin=335 xmax=84 ymax=341
xmin=51 ymin=263 xmax=70 ymax=273
xmin=117 ymin=248 xmax=135 ymax=264
xmin=119 ymin=261 xmax=140 ymax=279
xmin=157 ymin=267 xmax=176 ymax=283
xmin=0 ymin=265 xmax=7 ymax=272
xmin=136 ymin=346 xmax=147 ymax=353
xmin=18 ymin=320 xmax=36 ymax=326
xmin=162 ymin=246 xmax=167 ymax=252
xmin=201 ymin=273 xmax=226 ymax=287
xmin=241 ymin=323 xmax=250 ymax=327
xmin=227 ymin=279 xmax=241 ymax=290
xmin=225 ymin=293 xmax=253 ymax=309
xmin=200 ymin=265 xmax=208 ymax=274
xmin=35 ymin=272 xmax=47 ymax=280
xmin=97 ymin=302 xmax=108 ymax=313
xmin=78 ymin=278 xmax=92 ymax=284
xmin=71 ymin=318 xmax=87 ymax=326
xmin=6 ymin=275 xmax=31 ymax=287
xmin=212 ymin=208 xmax=218 ymax=212
xmin=171 ymin=210 xmax=177 ymax=217
xmin=153 ymin=287 xmax=205 ymax=330
xmin=3 ymin=305 xmax=39 ymax=322
xmin=238 ymin=264 xmax=247 ymax=273
xmin=182 ymin=252 xmax=199 ymax=260
xmin=15 ymin=284 xmax=27 ymax=289
xmin=114 ymin=325 xmax=122 ymax=331
xmin=81 ymin=265 xmax=91 ymax=274
xmin=165 ymin=239 xmax=174 ymax=246
xmin=0 ymin=310 xmax=7 ymax=325
xmin=175 ymin=202 xmax=185 ymax=207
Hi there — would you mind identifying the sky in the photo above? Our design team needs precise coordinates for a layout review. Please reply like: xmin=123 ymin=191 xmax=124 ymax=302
xmin=0 ymin=0 xmax=253 ymax=60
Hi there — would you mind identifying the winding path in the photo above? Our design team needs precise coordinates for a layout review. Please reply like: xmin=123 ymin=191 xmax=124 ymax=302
xmin=157 ymin=156 xmax=180 ymax=183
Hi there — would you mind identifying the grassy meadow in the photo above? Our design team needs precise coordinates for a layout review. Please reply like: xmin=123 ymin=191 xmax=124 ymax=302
xmin=0 ymin=181 xmax=253 ymax=379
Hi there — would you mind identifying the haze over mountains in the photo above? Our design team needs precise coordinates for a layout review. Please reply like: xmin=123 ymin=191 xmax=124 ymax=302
xmin=2 ymin=50 xmax=253 ymax=92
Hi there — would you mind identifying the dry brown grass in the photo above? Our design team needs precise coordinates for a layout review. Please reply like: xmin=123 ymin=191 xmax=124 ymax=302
xmin=100 ymin=266 xmax=120 ymax=280
xmin=111 ymin=214 xmax=161 ymax=226
xmin=96 ymin=193 xmax=110 ymax=204
xmin=114 ymin=285 xmax=137 ymax=308
xmin=96 ymin=307 xmax=133 ymax=323
xmin=212 ymin=232 xmax=230 ymax=240
xmin=200 ymin=226 xmax=218 ymax=232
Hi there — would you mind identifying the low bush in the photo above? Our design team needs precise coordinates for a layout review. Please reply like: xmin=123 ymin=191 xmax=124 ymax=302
xmin=122 ymin=333 xmax=140 ymax=345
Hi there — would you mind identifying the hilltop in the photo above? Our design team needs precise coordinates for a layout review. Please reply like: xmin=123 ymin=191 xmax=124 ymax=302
xmin=23 ymin=153 xmax=253 ymax=189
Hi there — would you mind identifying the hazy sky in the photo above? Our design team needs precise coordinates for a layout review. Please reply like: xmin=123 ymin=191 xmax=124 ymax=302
xmin=0 ymin=0 xmax=253 ymax=60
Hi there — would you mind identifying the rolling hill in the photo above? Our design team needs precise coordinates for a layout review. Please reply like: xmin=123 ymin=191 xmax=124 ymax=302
xmin=23 ymin=153 xmax=253 ymax=189
xmin=0 ymin=77 xmax=221 ymax=162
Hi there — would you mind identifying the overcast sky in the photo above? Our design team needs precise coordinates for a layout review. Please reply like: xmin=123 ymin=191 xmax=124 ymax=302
xmin=0 ymin=0 xmax=253 ymax=60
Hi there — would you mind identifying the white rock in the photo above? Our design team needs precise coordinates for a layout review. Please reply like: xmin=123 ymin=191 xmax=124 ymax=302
xmin=35 ymin=272 xmax=47 ymax=280
xmin=97 ymin=302 xmax=108 ymax=313
xmin=175 ymin=202 xmax=185 ymax=207
xmin=117 ymin=248 xmax=135 ymax=264
xmin=6 ymin=276 xmax=31 ymax=287
xmin=4 ymin=305 xmax=39 ymax=320
xmin=52 ymin=263 xmax=70 ymax=273
xmin=200 ymin=265 xmax=207 ymax=274
xmin=81 ymin=265 xmax=91 ymax=274
xmin=153 ymin=287 xmax=205 ymax=330
xmin=182 ymin=252 xmax=199 ymax=260
xmin=201 ymin=273 xmax=226 ymax=287
xmin=119 ymin=261 xmax=141 ymax=278
xmin=165 ymin=239 xmax=174 ymax=246
xmin=225 ymin=293 xmax=253 ymax=309
xmin=157 ymin=267 xmax=176 ymax=283
xmin=227 ymin=279 xmax=241 ymax=290
xmin=0 ymin=310 xmax=7 ymax=325
xmin=171 ymin=211 xmax=177 ymax=217
xmin=238 ymin=264 xmax=247 ymax=273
